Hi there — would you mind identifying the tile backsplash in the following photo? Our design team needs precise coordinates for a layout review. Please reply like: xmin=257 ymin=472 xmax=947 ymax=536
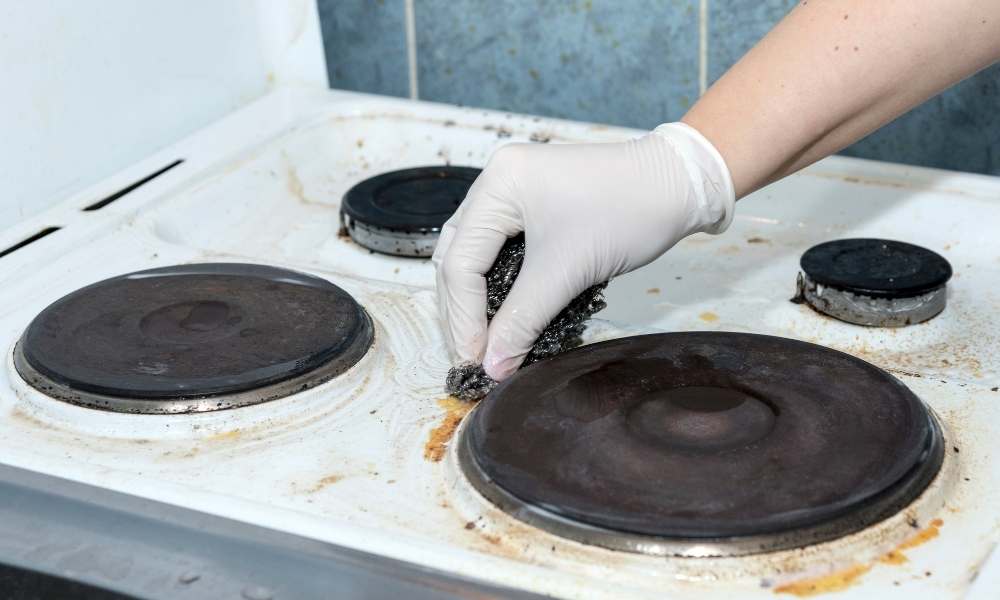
xmin=320 ymin=0 xmax=1000 ymax=175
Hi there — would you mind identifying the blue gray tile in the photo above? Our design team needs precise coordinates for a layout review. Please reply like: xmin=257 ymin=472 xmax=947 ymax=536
xmin=842 ymin=66 xmax=1000 ymax=175
xmin=414 ymin=0 xmax=700 ymax=129
xmin=707 ymin=0 xmax=797 ymax=84
xmin=707 ymin=0 xmax=1000 ymax=175
xmin=318 ymin=0 xmax=409 ymax=97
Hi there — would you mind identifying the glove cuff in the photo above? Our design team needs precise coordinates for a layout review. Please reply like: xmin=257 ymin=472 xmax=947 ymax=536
xmin=652 ymin=122 xmax=736 ymax=235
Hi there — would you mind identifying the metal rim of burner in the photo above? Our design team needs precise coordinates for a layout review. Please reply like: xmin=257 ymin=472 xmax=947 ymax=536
xmin=340 ymin=166 xmax=481 ymax=258
xmin=13 ymin=263 xmax=374 ymax=414
xmin=458 ymin=416 xmax=943 ymax=557
xmin=795 ymin=238 xmax=953 ymax=327
xmin=456 ymin=332 xmax=945 ymax=557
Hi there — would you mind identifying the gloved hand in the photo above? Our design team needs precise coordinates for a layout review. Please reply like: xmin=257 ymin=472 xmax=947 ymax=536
xmin=432 ymin=122 xmax=736 ymax=381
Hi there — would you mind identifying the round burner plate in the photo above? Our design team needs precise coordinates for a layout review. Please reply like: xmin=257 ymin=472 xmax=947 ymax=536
xmin=14 ymin=263 xmax=373 ymax=413
xmin=340 ymin=166 xmax=481 ymax=257
xmin=459 ymin=332 xmax=943 ymax=556
xmin=796 ymin=239 xmax=952 ymax=326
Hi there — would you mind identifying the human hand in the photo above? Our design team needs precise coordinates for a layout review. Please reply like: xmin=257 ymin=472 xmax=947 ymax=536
xmin=432 ymin=123 xmax=735 ymax=381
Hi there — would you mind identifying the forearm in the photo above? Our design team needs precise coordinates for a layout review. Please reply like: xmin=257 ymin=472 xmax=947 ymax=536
xmin=683 ymin=0 xmax=1000 ymax=198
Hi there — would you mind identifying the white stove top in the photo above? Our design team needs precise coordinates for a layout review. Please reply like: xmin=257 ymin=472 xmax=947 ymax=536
xmin=0 ymin=87 xmax=997 ymax=599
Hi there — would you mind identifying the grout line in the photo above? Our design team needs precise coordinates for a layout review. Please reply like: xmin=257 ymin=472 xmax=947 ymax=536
xmin=698 ymin=0 xmax=708 ymax=95
xmin=404 ymin=0 xmax=419 ymax=100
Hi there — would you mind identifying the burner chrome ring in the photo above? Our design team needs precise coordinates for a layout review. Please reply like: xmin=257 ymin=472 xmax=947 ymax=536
xmin=795 ymin=239 xmax=953 ymax=327
xmin=339 ymin=166 xmax=481 ymax=258
xmin=457 ymin=406 xmax=945 ymax=558
xmin=12 ymin=309 xmax=374 ymax=414
xmin=340 ymin=213 xmax=440 ymax=258
xmin=795 ymin=273 xmax=947 ymax=327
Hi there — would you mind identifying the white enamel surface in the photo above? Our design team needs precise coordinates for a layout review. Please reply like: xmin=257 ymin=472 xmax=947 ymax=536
xmin=0 ymin=90 xmax=997 ymax=599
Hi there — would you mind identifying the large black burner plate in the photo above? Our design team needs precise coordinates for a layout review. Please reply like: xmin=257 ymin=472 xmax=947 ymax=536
xmin=460 ymin=332 xmax=942 ymax=555
xmin=15 ymin=263 xmax=373 ymax=413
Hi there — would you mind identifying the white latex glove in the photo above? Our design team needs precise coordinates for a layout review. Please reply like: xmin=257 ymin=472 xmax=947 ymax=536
xmin=432 ymin=122 xmax=735 ymax=381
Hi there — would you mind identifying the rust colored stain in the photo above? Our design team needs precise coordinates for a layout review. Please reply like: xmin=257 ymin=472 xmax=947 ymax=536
xmin=774 ymin=564 xmax=872 ymax=597
xmin=305 ymin=475 xmax=343 ymax=494
xmin=699 ymin=311 xmax=720 ymax=323
xmin=776 ymin=518 xmax=944 ymax=596
xmin=9 ymin=408 xmax=57 ymax=433
xmin=287 ymin=165 xmax=306 ymax=201
xmin=747 ymin=236 xmax=772 ymax=244
xmin=424 ymin=396 xmax=475 ymax=462
xmin=825 ymin=335 xmax=984 ymax=380
xmin=207 ymin=428 xmax=241 ymax=442
xmin=895 ymin=518 xmax=943 ymax=553
xmin=646 ymin=287 xmax=661 ymax=295
xmin=879 ymin=549 xmax=908 ymax=565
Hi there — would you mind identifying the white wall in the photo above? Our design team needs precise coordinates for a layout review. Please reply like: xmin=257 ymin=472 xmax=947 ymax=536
xmin=0 ymin=0 xmax=327 ymax=230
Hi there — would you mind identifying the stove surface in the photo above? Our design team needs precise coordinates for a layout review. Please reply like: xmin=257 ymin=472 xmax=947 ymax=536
xmin=0 ymin=88 xmax=997 ymax=599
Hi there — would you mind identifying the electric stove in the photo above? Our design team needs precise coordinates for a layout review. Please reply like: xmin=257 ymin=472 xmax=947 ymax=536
xmin=0 ymin=88 xmax=997 ymax=599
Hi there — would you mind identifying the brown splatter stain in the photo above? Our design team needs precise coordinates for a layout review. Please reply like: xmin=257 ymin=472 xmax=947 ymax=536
xmin=775 ymin=564 xmax=872 ymax=597
xmin=646 ymin=287 xmax=661 ymax=294
xmin=776 ymin=518 xmax=944 ymax=596
xmin=305 ymin=475 xmax=343 ymax=494
xmin=842 ymin=341 xmax=983 ymax=380
xmin=747 ymin=236 xmax=772 ymax=244
xmin=895 ymin=518 xmax=943 ymax=552
xmin=9 ymin=407 xmax=58 ymax=432
xmin=877 ymin=517 xmax=944 ymax=566
xmin=207 ymin=428 xmax=241 ymax=442
xmin=424 ymin=397 xmax=476 ymax=462
xmin=287 ymin=165 xmax=306 ymax=201
xmin=699 ymin=311 xmax=720 ymax=323
xmin=879 ymin=550 xmax=907 ymax=565
xmin=356 ymin=139 xmax=364 ymax=148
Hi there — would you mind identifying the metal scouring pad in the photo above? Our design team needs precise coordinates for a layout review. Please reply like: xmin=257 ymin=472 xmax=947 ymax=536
xmin=445 ymin=234 xmax=607 ymax=401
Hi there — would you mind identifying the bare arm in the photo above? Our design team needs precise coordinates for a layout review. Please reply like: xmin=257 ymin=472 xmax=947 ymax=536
xmin=436 ymin=1 xmax=1000 ymax=380
xmin=684 ymin=0 xmax=1000 ymax=197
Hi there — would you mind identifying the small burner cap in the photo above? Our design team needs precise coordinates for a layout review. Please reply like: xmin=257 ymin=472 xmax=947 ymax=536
xmin=15 ymin=263 xmax=373 ymax=413
xmin=800 ymin=238 xmax=951 ymax=299
xmin=797 ymin=239 xmax=952 ymax=326
xmin=340 ymin=166 xmax=481 ymax=257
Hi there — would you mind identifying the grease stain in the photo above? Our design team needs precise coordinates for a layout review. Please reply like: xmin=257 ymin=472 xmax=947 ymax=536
xmin=424 ymin=396 xmax=476 ymax=462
